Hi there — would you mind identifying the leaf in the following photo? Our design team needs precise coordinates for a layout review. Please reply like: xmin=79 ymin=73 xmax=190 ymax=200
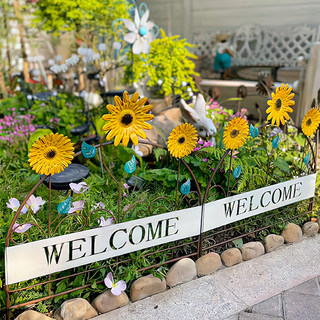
xmin=232 ymin=238 xmax=243 ymax=248
xmin=91 ymin=281 xmax=98 ymax=289
xmin=226 ymin=97 xmax=243 ymax=101
xmin=272 ymin=135 xmax=280 ymax=149
xmin=28 ymin=129 xmax=53 ymax=150
xmin=81 ymin=141 xmax=97 ymax=159
xmin=56 ymin=281 xmax=67 ymax=293
xmin=303 ymin=152 xmax=311 ymax=165
xmin=233 ymin=164 xmax=242 ymax=178
xmin=124 ymin=155 xmax=136 ymax=174
xmin=274 ymin=157 xmax=289 ymax=172
xmin=180 ymin=178 xmax=191 ymax=195
xmin=73 ymin=274 xmax=84 ymax=288
xmin=154 ymin=148 xmax=167 ymax=161
xmin=249 ymin=124 xmax=259 ymax=138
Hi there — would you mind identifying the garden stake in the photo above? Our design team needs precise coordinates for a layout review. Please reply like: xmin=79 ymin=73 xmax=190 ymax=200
xmin=226 ymin=150 xmax=233 ymax=197
xmin=175 ymin=159 xmax=181 ymax=210
xmin=5 ymin=175 xmax=48 ymax=320
xmin=98 ymin=146 xmax=104 ymax=174
xmin=181 ymin=158 xmax=202 ymax=205
xmin=198 ymin=149 xmax=231 ymax=257
xmin=48 ymin=175 xmax=52 ymax=295
xmin=102 ymin=160 xmax=121 ymax=223
xmin=48 ymin=175 xmax=52 ymax=237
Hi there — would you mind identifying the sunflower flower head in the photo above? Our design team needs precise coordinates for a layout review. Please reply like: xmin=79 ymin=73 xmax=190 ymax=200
xmin=266 ymin=83 xmax=295 ymax=126
xmin=167 ymin=123 xmax=198 ymax=158
xmin=28 ymin=133 xmax=74 ymax=176
xmin=102 ymin=91 xmax=154 ymax=147
xmin=223 ymin=117 xmax=249 ymax=150
xmin=301 ymin=108 xmax=320 ymax=137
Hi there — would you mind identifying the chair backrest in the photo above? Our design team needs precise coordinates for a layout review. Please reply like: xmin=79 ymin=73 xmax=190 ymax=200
xmin=193 ymin=24 xmax=320 ymax=67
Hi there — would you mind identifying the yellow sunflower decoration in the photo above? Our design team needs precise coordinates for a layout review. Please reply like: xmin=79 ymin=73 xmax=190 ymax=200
xmin=266 ymin=83 xmax=295 ymax=126
xmin=223 ymin=117 xmax=249 ymax=150
xmin=301 ymin=108 xmax=320 ymax=137
xmin=102 ymin=91 xmax=154 ymax=147
xmin=28 ymin=133 xmax=74 ymax=176
xmin=167 ymin=123 xmax=198 ymax=158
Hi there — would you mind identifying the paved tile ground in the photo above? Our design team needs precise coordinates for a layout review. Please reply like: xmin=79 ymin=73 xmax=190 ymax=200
xmin=229 ymin=277 xmax=320 ymax=319
xmin=93 ymin=235 xmax=320 ymax=320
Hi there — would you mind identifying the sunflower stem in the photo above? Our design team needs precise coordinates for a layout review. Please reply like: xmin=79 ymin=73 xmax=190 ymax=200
xmin=260 ymin=124 xmax=270 ymax=185
xmin=48 ymin=175 xmax=52 ymax=296
xmin=48 ymin=175 xmax=52 ymax=237
xmin=227 ymin=150 xmax=233 ymax=197
xmin=300 ymin=138 xmax=307 ymax=172
xmin=102 ymin=161 xmax=121 ymax=223
xmin=175 ymin=159 xmax=181 ymax=210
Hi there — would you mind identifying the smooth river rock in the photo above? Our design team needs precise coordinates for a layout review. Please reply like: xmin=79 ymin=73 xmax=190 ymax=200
xmin=221 ymin=248 xmax=242 ymax=267
xmin=166 ymin=258 xmax=197 ymax=287
xmin=15 ymin=310 xmax=53 ymax=320
xmin=130 ymin=274 xmax=166 ymax=302
xmin=54 ymin=298 xmax=98 ymax=320
xmin=264 ymin=234 xmax=284 ymax=253
xmin=92 ymin=290 xmax=129 ymax=314
xmin=281 ymin=223 xmax=302 ymax=243
xmin=302 ymin=221 xmax=319 ymax=237
xmin=195 ymin=252 xmax=222 ymax=276
xmin=241 ymin=241 xmax=265 ymax=261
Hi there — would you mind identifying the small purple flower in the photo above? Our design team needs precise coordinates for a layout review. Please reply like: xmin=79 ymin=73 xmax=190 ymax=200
xmin=68 ymin=200 xmax=85 ymax=213
xmin=198 ymin=140 xmax=204 ymax=145
xmin=133 ymin=145 xmax=143 ymax=157
xmin=94 ymin=202 xmax=105 ymax=210
xmin=123 ymin=183 xmax=130 ymax=190
xmin=7 ymin=198 xmax=28 ymax=214
xmin=98 ymin=216 xmax=114 ymax=227
xmin=203 ymin=158 xmax=208 ymax=162
xmin=193 ymin=147 xmax=201 ymax=152
xmin=69 ymin=182 xmax=89 ymax=194
xmin=203 ymin=141 xmax=213 ymax=148
xmin=26 ymin=195 xmax=45 ymax=213
xmin=104 ymin=272 xmax=126 ymax=296
xmin=12 ymin=223 xmax=32 ymax=233
xmin=123 ymin=192 xmax=127 ymax=197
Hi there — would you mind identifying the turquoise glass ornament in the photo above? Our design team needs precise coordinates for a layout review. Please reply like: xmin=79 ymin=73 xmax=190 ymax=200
xmin=303 ymin=152 xmax=311 ymax=165
xmin=249 ymin=124 xmax=259 ymax=138
xmin=233 ymin=164 xmax=242 ymax=179
xmin=57 ymin=196 xmax=72 ymax=214
xmin=180 ymin=179 xmax=191 ymax=195
xmin=81 ymin=141 xmax=97 ymax=159
xmin=124 ymin=155 xmax=136 ymax=174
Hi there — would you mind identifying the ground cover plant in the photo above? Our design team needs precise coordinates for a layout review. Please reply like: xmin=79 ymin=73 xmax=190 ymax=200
xmin=1 ymin=83 xmax=320 ymax=318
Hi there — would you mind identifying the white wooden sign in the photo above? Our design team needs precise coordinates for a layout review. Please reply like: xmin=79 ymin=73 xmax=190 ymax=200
xmin=5 ymin=174 xmax=316 ymax=285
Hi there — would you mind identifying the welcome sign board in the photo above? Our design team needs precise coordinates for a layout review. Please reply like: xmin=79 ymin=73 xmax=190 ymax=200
xmin=5 ymin=174 xmax=316 ymax=285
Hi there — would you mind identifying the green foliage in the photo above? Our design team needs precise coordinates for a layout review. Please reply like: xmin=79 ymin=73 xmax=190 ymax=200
xmin=29 ymin=93 xmax=86 ymax=137
xmin=28 ymin=129 xmax=53 ymax=150
xmin=33 ymin=0 xmax=130 ymax=36
xmin=125 ymin=29 xmax=199 ymax=97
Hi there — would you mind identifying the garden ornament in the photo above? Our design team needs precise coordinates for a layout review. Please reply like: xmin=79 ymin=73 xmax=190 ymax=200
xmin=138 ymin=94 xmax=217 ymax=156
xmin=123 ymin=6 xmax=156 ymax=54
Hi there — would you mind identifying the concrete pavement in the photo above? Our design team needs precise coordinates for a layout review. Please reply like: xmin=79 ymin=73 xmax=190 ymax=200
xmin=93 ymin=234 xmax=320 ymax=320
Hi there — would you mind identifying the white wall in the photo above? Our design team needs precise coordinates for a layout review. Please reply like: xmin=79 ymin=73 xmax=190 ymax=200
xmin=140 ymin=0 xmax=320 ymax=41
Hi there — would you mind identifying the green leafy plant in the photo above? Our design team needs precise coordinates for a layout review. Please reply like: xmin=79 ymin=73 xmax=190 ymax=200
xmin=125 ymin=29 xmax=199 ymax=98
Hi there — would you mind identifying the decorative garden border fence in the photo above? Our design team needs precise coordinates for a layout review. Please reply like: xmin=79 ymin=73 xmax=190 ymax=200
xmin=5 ymin=134 xmax=318 ymax=318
